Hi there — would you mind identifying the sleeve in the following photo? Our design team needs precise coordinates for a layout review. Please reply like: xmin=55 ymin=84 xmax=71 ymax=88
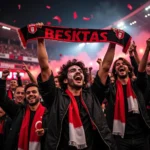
xmin=129 ymin=56 xmax=138 ymax=76
xmin=37 ymin=72 xmax=56 ymax=109
xmin=91 ymin=73 xmax=109 ymax=104
xmin=17 ymin=76 xmax=23 ymax=86
xmin=136 ymin=71 xmax=147 ymax=94
xmin=0 ymin=79 xmax=20 ymax=119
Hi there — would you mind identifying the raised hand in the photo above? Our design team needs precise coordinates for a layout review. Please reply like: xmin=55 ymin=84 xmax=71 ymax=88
xmin=35 ymin=22 xmax=44 ymax=28
xmin=2 ymin=69 xmax=10 ymax=80
xmin=16 ymin=70 xmax=20 ymax=78
xmin=146 ymin=38 xmax=150 ymax=49
xmin=22 ymin=63 xmax=29 ymax=72
xmin=97 ymin=58 xmax=102 ymax=65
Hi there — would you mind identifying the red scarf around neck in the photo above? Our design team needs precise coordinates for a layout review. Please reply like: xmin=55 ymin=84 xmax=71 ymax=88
xmin=66 ymin=89 xmax=96 ymax=149
xmin=0 ymin=120 xmax=4 ymax=134
xmin=18 ymin=103 xmax=45 ymax=150
xmin=113 ymin=79 xmax=139 ymax=138
xmin=7 ymin=89 xmax=13 ymax=100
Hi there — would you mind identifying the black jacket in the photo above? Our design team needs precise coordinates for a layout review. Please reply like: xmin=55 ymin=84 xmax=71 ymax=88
xmin=103 ymin=72 xmax=150 ymax=132
xmin=0 ymin=115 xmax=12 ymax=150
xmin=0 ymin=79 xmax=46 ymax=150
xmin=0 ymin=79 xmax=25 ymax=150
xmin=37 ymin=73 xmax=117 ymax=150
xmin=144 ymin=75 xmax=150 ymax=117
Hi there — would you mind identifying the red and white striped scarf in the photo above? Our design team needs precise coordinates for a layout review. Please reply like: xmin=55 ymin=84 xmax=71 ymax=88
xmin=113 ymin=79 xmax=139 ymax=138
xmin=18 ymin=103 xmax=45 ymax=150
xmin=66 ymin=89 xmax=96 ymax=149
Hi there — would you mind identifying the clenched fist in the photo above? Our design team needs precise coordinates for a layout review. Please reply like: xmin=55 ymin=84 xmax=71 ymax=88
xmin=2 ymin=69 xmax=10 ymax=80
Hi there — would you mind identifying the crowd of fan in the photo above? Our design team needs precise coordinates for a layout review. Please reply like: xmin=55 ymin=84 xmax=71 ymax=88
xmin=0 ymin=43 xmax=37 ymax=57
xmin=0 ymin=27 xmax=150 ymax=150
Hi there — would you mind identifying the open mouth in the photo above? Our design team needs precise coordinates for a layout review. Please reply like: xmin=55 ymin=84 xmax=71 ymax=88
xmin=74 ymin=76 xmax=82 ymax=82
xmin=119 ymin=68 xmax=125 ymax=72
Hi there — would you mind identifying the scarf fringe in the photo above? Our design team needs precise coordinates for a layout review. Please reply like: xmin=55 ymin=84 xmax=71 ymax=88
xmin=69 ymin=141 xmax=87 ymax=149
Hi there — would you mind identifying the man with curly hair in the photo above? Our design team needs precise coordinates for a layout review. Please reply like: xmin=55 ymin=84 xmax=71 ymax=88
xmin=36 ymin=23 xmax=117 ymax=150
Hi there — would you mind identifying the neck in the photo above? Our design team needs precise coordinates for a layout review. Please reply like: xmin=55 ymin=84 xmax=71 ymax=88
xmin=29 ymin=102 xmax=40 ymax=111
xmin=117 ymin=77 xmax=129 ymax=85
xmin=10 ymin=88 xmax=15 ymax=91
xmin=67 ymin=86 xmax=82 ymax=96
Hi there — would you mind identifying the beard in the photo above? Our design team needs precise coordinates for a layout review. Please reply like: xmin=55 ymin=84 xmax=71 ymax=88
xmin=27 ymin=98 xmax=40 ymax=106
xmin=117 ymin=73 xmax=128 ymax=79
xmin=67 ymin=78 xmax=83 ymax=90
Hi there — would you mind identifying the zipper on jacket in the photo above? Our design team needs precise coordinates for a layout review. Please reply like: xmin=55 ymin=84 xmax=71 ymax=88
xmin=56 ymin=103 xmax=70 ymax=150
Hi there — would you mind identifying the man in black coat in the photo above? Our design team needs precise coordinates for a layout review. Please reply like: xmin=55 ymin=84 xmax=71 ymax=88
xmin=36 ymin=23 xmax=117 ymax=150
xmin=0 ymin=107 xmax=12 ymax=150
xmin=101 ymin=39 xmax=150 ymax=150
xmin=0 ymin=70 xmax=45 ymax=150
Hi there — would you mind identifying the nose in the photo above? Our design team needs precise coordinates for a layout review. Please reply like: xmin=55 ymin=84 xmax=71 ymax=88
xmin=18 ymin=93 xmax=22 ymax=96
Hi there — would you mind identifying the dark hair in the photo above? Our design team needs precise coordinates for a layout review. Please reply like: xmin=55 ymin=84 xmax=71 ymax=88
xmin=112 ymin=57 xmax=133 ymax=79
xmin=24 ymin=83 xmax=39 ymax=93
xmin=58 ymin=59 xmax=88 ymax=90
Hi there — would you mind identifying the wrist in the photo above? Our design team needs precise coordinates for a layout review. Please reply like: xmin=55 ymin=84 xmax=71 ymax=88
xmin=1 ymin=77 xmax=6 ymax=80
xmin=147 ymin=45 xmax=150 ymax=50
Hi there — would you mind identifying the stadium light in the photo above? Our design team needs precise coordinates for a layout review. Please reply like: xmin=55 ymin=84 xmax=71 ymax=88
xmin=130 ymin=21 xmax=137 ymax=25
xmin=2 ymin=26 xmax=11 ymax=30
xmin=145 ymin=14 xmax=150 ymax=18
xmin=55 ymin=68 xmax=60 ymax=73
xmin=89 ymin=62 xmax=93 ymax=66
xmin=120 ymin=26 xmax=126 ymax=30
xmin=117 ymin=22 xmax=124 ymax=28
xmin=78 ymin=43 xmax=85 ymax=48
xmin=145 ymin=5 xmax=150 ymax=11
xmin=139 ymin=49 xmax=144 ymax=54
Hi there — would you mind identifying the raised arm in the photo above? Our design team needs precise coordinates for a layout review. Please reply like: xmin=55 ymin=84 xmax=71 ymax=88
xmin=98 ymin=43 xmax=116 ymax=85
xmin=37 ymin=39 xmax=51 ymax=81
xmin=22 ymin=63 xmax=37 ymax=84
xmin=91 ymin=43 xmax=116 ymax=104
xmin=133 ymin=41 xmax=140 ymax=65
xmin=129 ymin=48 xmax=138 ymax=76
xmin=16 ymin=71 xmax=23 ymax=86
xmin=136 ymin=38 xmax=150 ymax=93
xmin=0 ymin=69 xmax=20 ymax=119
xmin=36 ymin=23 xmax=56 ymax=108
xmin=138 ymin=38 xmax=150 ymax=72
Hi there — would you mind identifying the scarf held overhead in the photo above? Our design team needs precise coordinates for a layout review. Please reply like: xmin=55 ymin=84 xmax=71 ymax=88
xmin=113 ymin=79 xmax=139 ymax=138
xmin=18 ymin=24 xmax=132 ymax=53
xmin=18 ymin=103 xmax=45 ymax=150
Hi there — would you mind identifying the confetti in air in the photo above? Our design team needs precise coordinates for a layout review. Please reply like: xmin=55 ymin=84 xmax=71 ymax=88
xmin=46 ymin=5 xmax=51 ymax=9
xmin=73 ymin=11 xmax=78 ymax=19
xmin=53 ymin=16 xmax=62 ymax=24
xmin=127 ymin=4 xmax=133 ymax=10
xmin=83 ymin=17 xmax=90 ymax=21
xmin=47 ymin=22 xmax=51 ymax=25
xmin=18 ymin=4 xmax=21 ymax=10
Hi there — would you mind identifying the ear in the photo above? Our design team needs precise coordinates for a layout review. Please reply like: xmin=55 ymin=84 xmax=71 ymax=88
xmin=63 ymin=79 xmax=68 ymax=84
